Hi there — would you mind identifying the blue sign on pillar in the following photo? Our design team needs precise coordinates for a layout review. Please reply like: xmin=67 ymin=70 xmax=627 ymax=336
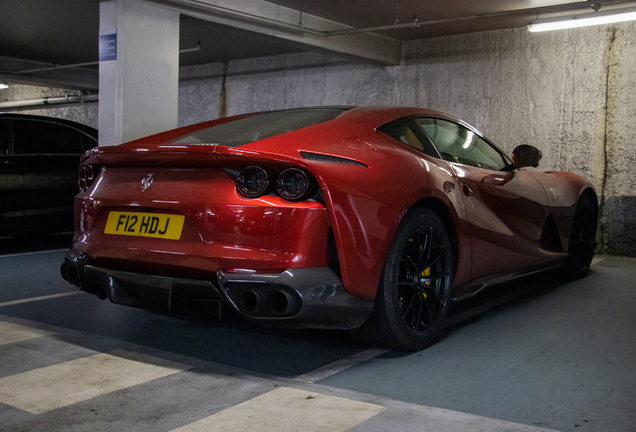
xmin=99 ymin=29 xmax=118 ymax=62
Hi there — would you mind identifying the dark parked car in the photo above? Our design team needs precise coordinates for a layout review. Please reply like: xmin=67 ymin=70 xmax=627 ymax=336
xmin=0 ymin=113 xmax=97 ymax=237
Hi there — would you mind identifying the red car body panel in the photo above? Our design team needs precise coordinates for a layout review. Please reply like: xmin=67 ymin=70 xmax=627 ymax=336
xmin=75 ymin=165 xmax=329 ymax=278
xmin=66 ymin=106 xmax=596 ymax=328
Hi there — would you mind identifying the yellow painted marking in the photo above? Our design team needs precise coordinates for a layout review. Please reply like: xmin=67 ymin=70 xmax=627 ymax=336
xmin=104 ymin=211 xmax=185 ymax=240
xmin=171 ymin=386 xmax=385 ymax=432
xmin=0 ymin=349 xmax=191 ymax=414
xmin=0 ymin=321 xmax=53 ymax=345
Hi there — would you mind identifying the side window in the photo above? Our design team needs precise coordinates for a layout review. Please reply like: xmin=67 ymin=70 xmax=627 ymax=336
xmin=378 ymin=120 xmax=439 ymax=158
xmin=80 ymin=133 xmax=98 ymax=152
xmin=0 ymin=119 xmax=10 ymax=154
xmin=12 ymin=119 xmax=84 ymax=155
xmin=415 ymin=118 xmax=508 ymax=171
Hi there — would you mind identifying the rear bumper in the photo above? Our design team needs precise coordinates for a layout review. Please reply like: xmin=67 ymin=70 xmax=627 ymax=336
xmin=62 ymin=250 xmax=373 ymax=330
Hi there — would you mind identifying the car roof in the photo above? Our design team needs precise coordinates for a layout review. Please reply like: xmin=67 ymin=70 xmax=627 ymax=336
xmin=343 ymin=106 xmax=462 ymax=123
xmin=0 ymin=112 xmax=98 ymax=138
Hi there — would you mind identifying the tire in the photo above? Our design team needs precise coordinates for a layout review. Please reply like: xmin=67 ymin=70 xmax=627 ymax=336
xmin=565 ymin=195 xmax=597 ymax=278
xmin=349 ymin=208 xmax=454 ymax=351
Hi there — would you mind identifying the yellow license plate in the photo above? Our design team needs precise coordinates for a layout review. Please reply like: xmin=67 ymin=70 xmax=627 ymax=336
xmin=104 ymin=211 xmax=185 ymax=240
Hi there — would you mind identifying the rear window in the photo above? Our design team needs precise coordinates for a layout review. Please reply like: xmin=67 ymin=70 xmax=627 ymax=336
xmin=12 ymin=119 xmax=84 ymax=154
xmin=172 ymin=108 xmax=345 ymax=146
xmin=80 ymin=133 xmax=98 ymax=152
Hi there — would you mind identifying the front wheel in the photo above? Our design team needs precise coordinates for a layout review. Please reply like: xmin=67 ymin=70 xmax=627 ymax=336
xmin=349 ymin=208 xmax=453 ymax=351
xmin=565 ymin=195 xmax=597 ymax=278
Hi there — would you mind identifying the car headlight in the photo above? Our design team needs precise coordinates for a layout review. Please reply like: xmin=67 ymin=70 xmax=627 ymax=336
xmin=236 ymin=166 xmax=273 ymax=198
xmin=276 ymin=168 xmax=317 ymax=201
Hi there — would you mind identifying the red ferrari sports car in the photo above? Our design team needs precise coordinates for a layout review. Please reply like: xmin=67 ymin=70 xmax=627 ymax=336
xmin=61 ymin=106 xmax=597 ymax=350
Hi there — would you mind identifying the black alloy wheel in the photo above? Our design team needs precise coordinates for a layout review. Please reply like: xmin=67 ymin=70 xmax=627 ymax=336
xmin=349 ymin=208 xmax=453 ymax=351
xmin=566 ymin=195 xmax=597 ymax=278
xmin=397 ymin=225 xmax=450 ymax=336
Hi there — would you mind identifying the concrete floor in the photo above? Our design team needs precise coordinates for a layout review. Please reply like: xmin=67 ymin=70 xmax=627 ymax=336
xmin=0 ymin=237 xmax=634 ymax=432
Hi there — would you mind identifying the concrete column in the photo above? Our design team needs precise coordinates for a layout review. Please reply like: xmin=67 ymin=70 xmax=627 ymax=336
xmin=99 ymin=0 xmax=179 ymax=147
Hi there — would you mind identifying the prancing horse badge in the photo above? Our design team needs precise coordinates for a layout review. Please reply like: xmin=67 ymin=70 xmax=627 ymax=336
xmin=141 ymin=173 xmax=154 ymax=191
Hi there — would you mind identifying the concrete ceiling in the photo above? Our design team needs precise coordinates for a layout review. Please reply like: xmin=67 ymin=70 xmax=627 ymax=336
xmin=0 ymin=0 xmax=633 ymax=90
xmin=265 ymin=0 xmax=620 ymax=40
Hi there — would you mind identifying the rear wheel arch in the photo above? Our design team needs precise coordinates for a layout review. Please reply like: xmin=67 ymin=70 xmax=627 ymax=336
xmin=324 ymin=192 xmax=462 ymax=301
xmin=407 ymin=197 xmax=460 ymax=277
xmin=348 ymin=206 xmax=455 ymax=350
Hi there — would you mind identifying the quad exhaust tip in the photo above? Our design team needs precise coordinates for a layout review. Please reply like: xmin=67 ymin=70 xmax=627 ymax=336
xmin=270 ymin=290 xmax=299 ymax=315
xmin=239 ymin=289 xmax=268 ymax=314
xmin=61 ymin=262 xmax=79 ymax=286
xmin=237 ymin=288 xmax=300 ymax=316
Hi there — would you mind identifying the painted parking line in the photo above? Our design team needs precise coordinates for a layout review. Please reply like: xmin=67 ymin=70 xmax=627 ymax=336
xmin=0 ymin=349 xmax=191 ymax=414
xmin=294 ymin=348 xmax=389 ymax=383
xmin=171 ymin=386 xmax=384 ymax=432
xmin=0 ymin=249 xmax=67 ymax=258
xmin=0 ymin=291 xmax=85 ymax=308
xmin=0 ymin=321 xmax=54 ymax=346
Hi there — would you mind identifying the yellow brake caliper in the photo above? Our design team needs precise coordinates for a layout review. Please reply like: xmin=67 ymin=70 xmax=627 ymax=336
xmin=408 ymin=238 xmax=432 ymax=299
xmin=421 ymin=268 xmax=431 ymax=299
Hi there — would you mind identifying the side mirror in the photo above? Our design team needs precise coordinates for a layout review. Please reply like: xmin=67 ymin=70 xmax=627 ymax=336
xmin=511 ymin=145 xmax=542 ymax=168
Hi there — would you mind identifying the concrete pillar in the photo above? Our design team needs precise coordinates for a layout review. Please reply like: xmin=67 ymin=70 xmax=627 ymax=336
xmin=99 ymin=0 xmax=179 ymax=147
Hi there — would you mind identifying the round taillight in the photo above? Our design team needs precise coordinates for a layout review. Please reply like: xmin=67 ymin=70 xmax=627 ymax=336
xmin=86 ymin=164 xmax=96 ymax=188
xmin=236 ymin=166 xmax=272 ymax=198
xmin=79 ymin=164 xmax=99 ymax=191
xmin=276 ymin=168 xmax=316 ymax=201
xmin=78 ymin=166 xmax=87 ymax=191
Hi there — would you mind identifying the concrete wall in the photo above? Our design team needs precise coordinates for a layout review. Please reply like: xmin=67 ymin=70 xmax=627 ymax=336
xmin=0 ymin=84 xmax=98 ymax=128
xmin=179 ymin=23 xmax=636 ymax=256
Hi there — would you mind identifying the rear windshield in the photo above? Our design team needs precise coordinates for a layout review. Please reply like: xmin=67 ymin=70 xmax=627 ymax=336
xmin=172 ymin=108 xmax=345 ymax=146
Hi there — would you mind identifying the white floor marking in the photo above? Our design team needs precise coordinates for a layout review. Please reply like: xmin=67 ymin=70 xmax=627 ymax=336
xmin=0 ymin=321 xmax=54 ymax=345
xmin=294 ymin=348 xmax=389 ymax=383
xmin=170 ymin=386 xmax=385 ymax=432
xmin=0 ymin=349 xmax=191 ymax=414
xmin=0 ymin=249 xmax=67 ymax=258
xmin=0 ymin=291 xmax=85 ymax=308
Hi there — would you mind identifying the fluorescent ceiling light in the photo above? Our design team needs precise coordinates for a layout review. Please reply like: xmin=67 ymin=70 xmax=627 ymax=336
xmin=529 ymin=9 xmax=636 ymax=32
xmin=0 ymin=83 xmax=8 ymax=89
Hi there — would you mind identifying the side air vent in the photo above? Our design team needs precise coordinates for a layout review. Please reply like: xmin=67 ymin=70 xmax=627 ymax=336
xmin=540 ymin=214 xmax=563 ymax=252
xmin=300 ymin=151 xmax=368 ymax=167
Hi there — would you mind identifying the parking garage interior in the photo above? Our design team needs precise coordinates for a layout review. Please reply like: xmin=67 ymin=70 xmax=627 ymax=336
xmin=1 ymin=1 xmax=635 ymax=431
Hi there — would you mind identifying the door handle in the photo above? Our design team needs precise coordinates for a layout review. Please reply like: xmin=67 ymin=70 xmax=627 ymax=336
xmin=461 ymin=183 xmax=474 ymax=196
xmin=1 ymin=160 xmax=15 ymax=165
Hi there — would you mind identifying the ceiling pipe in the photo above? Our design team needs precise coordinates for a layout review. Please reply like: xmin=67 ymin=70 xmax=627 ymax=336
xmin=14 ymin=61 xmax=100 ymax=75
xmin=11 ymin=43 xmax=201 ymax=75
xmin=325 ymin=17 xmax=420 ymax=37
xmin=0 ymin=93 xmax=98 ymax=110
